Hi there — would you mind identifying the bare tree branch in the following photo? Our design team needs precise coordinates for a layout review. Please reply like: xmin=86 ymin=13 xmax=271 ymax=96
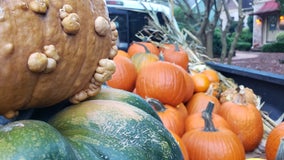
xmin=197 ymin=0 xmax=211 ymax=38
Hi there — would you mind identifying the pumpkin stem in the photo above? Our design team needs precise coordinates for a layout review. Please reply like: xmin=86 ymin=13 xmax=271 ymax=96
xmin=159 ymin=53 xmax=165 ymax=61
xmin=174 ymin=43 xmax=181 ymax=52
xmin=204 ymin=101 xmax=214 ymax=114
xmin=276 ymin=138 xmax=284 ymax=160
xmin=135 ymin=42 xmax=151 ymax=54
xmin=202 ymin=101 xmax=217 ymax=132
xmin=146 ymin=98 xmax=166 ymax=112
xmin=205 ymin=83 xmax=215 ymax=96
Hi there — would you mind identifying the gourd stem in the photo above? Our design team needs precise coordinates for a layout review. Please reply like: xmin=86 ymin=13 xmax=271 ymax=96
xmin=234 ymin=85 xmax=246 ymax=104
xmin=135 ymin=42 xmax=151 ymax=54
xmin=276 ymin=138 xmax=284 ymax=160
xmin=236 ymin=85 xmax=241 ymax=93
xmin=202 ymin=101 xmax=217 ymax=132
xmin=146 ymin=98 xmax=166 ymax=112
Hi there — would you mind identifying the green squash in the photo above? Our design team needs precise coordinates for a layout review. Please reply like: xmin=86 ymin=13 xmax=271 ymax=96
xmin=88 ymin=86 xmax=161 ymax=122
xmin=0 ymin=120 xmax=75 ymax=160
xmin=49 ymin=100 xmax=183 ymax=160
xmin=0 ymin=100 xmax=182 ymax=159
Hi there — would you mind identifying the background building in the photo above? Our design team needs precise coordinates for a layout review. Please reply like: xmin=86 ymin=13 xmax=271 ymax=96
xmin=251 ymin=0 xmax=282 ymax=49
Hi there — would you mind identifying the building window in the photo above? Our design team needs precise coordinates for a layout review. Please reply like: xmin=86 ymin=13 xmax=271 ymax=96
xmin=268 ymin=15 xmax=277 ymax=30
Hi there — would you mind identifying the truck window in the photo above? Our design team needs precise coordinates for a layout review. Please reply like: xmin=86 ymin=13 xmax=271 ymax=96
xmin=107 ymin=1 xmax=175 ymax=51
xmin=108 ymin=8 xmax=129 ymax=50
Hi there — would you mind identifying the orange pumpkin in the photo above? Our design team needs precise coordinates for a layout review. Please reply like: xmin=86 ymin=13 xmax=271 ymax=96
xmin=265 ymin=122 xmax=284 ymax=160
xmin=182 ymin=102 xmax=245 ymax=160
xmin=179 ymin=68 xmax=195 ymax=103
xmin=130 ymin=44 xmax=159 ymax=73
xmin=190 ymin=72 xmax=210 ymax=92
xmin=106 ymin=55 xmax=137 ymax=91
xmin=176 ymin=103 xmax=188 ymax=121
xmin=185 ymin=102 xmax=232 ymax=132
xmin=201 ymin=68 xmax=220 ymax=83
xmin=116 ymin=50 xmax=130 ymax=58
xmin=186 ymin=91 xmax=221 ymax=115
xmin=160 ymin=43 xmax=189 ymax=70
xmin=147 ymin=98 xmax=185 ymax=137
xmin=219 ymin=100 xmax=263 ymax=152
xmin=127 ymin=42 xmax=159 ymax=57
xmin=136 ymin=61 xmax=187 ymax=106
xmin=0 ymin=0 xmax=117 ymax=118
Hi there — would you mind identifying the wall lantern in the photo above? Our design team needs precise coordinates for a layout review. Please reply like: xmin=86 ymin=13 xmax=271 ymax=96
xmin=279 ymin=15 xmax=284 ymax=29
xmin=256 ymin=17 xmax=262 ymax=24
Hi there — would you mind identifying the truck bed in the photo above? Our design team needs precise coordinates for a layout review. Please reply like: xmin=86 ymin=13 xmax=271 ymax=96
xmin=207 ymin=61 xmax=284 ymax=121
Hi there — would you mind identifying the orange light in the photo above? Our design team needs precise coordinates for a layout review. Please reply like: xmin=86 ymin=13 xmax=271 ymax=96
xmin=280 ymin=16 xmax=284 ymax=20
xmin=256 ymin=18 xmax=262 ymax=24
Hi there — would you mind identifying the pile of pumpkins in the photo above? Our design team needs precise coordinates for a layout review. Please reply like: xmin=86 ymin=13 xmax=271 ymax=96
xmin=0 ymin=1 xmax=283 ymax=159
xmin=0 ymin=1 xmax=183 ymax=159
xmin=106 ymin=41 xmax=284 ymax=160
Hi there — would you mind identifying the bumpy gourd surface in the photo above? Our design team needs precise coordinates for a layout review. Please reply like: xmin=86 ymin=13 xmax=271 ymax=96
xmin=0 ymin=0 xmax=118 ymax=117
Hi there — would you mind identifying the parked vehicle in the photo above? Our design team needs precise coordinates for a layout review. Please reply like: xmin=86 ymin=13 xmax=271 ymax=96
xmin=106 ymin=0 xmax=179 ymax=50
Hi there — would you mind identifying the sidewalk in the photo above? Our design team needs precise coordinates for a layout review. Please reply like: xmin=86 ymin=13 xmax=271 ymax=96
xmin=232 ymin=51 xmax=260 ymax=60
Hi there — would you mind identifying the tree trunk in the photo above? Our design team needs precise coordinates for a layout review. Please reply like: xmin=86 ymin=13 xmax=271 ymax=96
xmin=220 ymin=27 xmax=228 ymax=62
xmin=220 ymin=0 xmax=231 ymax=62
xmin=206 ymin=30 xmax=214 ymax=58
xmin=205 ymin=0 xmax=222 ymax=58
xmin=227 ymin=0 xmax=245 ymax=64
